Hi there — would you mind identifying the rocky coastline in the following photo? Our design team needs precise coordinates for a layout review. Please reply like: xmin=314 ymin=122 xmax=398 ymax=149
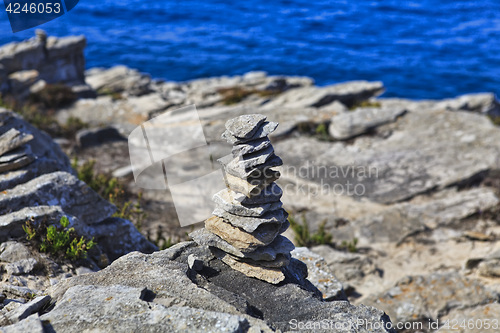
xmin=0 ymin=32 xmax=499 ymax=332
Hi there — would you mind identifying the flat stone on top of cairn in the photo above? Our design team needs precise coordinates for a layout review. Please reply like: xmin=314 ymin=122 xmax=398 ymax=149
xmin=190 ymin=114 xmax=294 ymax=284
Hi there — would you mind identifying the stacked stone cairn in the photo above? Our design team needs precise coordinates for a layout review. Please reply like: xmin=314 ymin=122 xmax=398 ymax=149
xmin=190 ymin=114 xmax=295 ymax=284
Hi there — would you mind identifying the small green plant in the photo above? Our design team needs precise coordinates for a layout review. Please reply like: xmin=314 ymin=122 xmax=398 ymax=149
xmin=339 ymin=238 xmax=359 ymax=253
xmin=349 ymin=100 xmax=382 ymax=110
xmin=0 ymin=93 xmax=9 ymax=108
xmin=488 ymin=115 xmax=500 ymax=126
xmin=217 ymin=86 xmax=282 ymax=105
xmin=28 ymin=84 xmax=77 ymax=109
xmin=296 ymin=121 xmax=332 ymax=141
xmin=97 ymin=87 xmax=124 ymax=101
xmin=315 ymin=123 xmax=330 ymax=141
xmin=72 ymin=158 xmax=147 ymax=228
xmin=23 ymin=216 xmax=96 ymax=261
xmin=289 ymin=214 xmax=333 ymax=247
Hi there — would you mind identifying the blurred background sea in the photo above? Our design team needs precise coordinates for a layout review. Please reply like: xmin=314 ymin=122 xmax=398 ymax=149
xmin=0 ymin=0 xmax=499 ymax=99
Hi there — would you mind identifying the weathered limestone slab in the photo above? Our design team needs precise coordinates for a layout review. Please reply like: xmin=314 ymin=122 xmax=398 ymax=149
xmin=329 ymin=107 xmax=406 ymax=140
xmin=224 ymin=114 xmax=267 ymax=139
xmin=223 ymin=154 xmax=283 ymax=179
xmin=232 ymin=137 xmax=272 ymax=157
xmin=0 ymin=128 xmax=33 ymax=156
xmin=222 ymin=121 xmax=278 ymax=144
xmin=215 ymin=249 xmax=286 ymax=284
xmin=205 ymin=215 xmax=281 ymax=251
xmin=223 ymin=169 xmax=280 ymax=197
xmin=232 ymin=182 xmax=282 ymax=205
xmin=190 ymin=228 xmax=294 ymax=260
xmin=213 ymin=190 xmax=282 ymax=217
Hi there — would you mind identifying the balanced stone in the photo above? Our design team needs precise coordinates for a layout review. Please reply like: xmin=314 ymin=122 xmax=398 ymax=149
xmin=232 ymin=137 xmax=272 ymax=157
xmin=213 ymin=190 xmax=283 ymax=217
xmin=205 ymin=215 xmax=281 ymax=251
xmin=212 ymin=207 xmax=288 ymax=233
xmin=223 ymin=154 xmax=283 ymax=179
xmin=222 ymin=121 xmax=278 ymax=145
xmin=213 ymin=248 xmax=285 ymax=284
xmin=223 ymin=251 xmax=292 ymax=268
xmin=223 ymin=169 xmax=280 ymax=197
xmin=225 ymin=114 xmax=267 ymax=139
xmin=190 ymin=228 xmax=294 ymax=261
xmin=232 ymin=145 xmax=275 ymax=170
xmin=223 ymin=183 xmax=282 ymax=205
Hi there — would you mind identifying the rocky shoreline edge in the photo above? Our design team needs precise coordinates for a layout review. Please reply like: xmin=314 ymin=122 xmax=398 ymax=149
xmin=0 ymin=32 xmax=499 ymax=332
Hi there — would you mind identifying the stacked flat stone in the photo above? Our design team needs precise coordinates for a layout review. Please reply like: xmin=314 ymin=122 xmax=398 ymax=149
xmin=191 ymin=114 xmax=294 ymax=284
xmin=0 ymin=128 xmax=35 ymax=173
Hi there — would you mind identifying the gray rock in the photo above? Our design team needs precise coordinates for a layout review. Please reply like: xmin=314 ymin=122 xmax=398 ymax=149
xmin=231 ymin=145 xmax=276 ymax=171
xmin=85 ymin=65 xmax=152 ymax=96
xmin=364 ymin=272 xmax=499 ymax=324
xmin=49 ymin=243 xmax=245 ymax=315
xmin=292 ymin=247 xmax=345 ymax=301
xmin=262 ymin=80 xmax=385 ymax=109
xmin=222 ymin=121 xmax=278 ymax=144
xmin=0 ymin=171 xmax=116 ymax=225
xmin=41 ymin=285 xmax=255 ymax=333
xmin=187 ymin=254 xmax=203 ymax=271
xmin=0 ymin=110 xmax=74 ymax=182
xmin=213 ymin=249 xmax=291 ymax=268
xmin=0 ymin=144 xmax=31 ymax=163
xmin=324 ymin=187 xmax=500 ymax=245
xmin=0 ymin=128 xmax=33 ymax=156
xmin=478 ymin=259 xmax=500 ymax=278
xmin=225 ymin=114 xmax=267 ymax=139
xmin=329 ymin=107 xmax=406 ymax=140
xmin=435 ymin=93 xmax=500 ymax=115
xmin=440 ymin=303 xmax=500 ymax=333
xmin=223 ymin=154 xmax=283 ymax=179
xmin=222 ymin=169 xmax=280 ymax=197
xmin=205 ymin=215 xmax=282 ymax=251
xmin=213 ymin=189 xmax=283 ymax=217
xmin=213 ymin=207 xmax=288 ymax=233
xmin=0 ymin=314 xmax=44 ymax=333
xmin=7 ymin=295 xmax=50 ymax=323
xmin=232 ymin=137 xmax=272 ymax=157
xmin=0 ymin=154 xmax=35 ymax=173
xmin=6 ymin=70 xmax=40 ymax=98
xmin=0 ymin=206 xmax=70 ymax=241
xmin=47 ymin=242 xmax=395 ymax=332
xmin=190 ymin=229 xmax=294 ymax=260
xmin=2 ymin=285 xmax=35 ymax=299
xmin=88 ymin=217 xmax=158 ymax=262
xmin=76 ymin=126 xmax=125 ymax=149
xmin=4 ymin=258 xmax=39 ymax=276
xmin=0 ymin=33 xmax=86 ymax=86
xmin=232 ymin=182 xmax=283 ymax=205
xmin=311 ymin=245 xmax=380 ymax=288
xmin=276 ymin=108 xmax=500 ymax=204
xmin=0 ymin=241 xmax=32 ymax=263
xmin=0 ymin=109 xmax=157 ymax=265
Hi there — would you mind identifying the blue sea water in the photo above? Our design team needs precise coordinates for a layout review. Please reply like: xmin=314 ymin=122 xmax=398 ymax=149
xmin=0 ymin=0 xmax=499 ymax=99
